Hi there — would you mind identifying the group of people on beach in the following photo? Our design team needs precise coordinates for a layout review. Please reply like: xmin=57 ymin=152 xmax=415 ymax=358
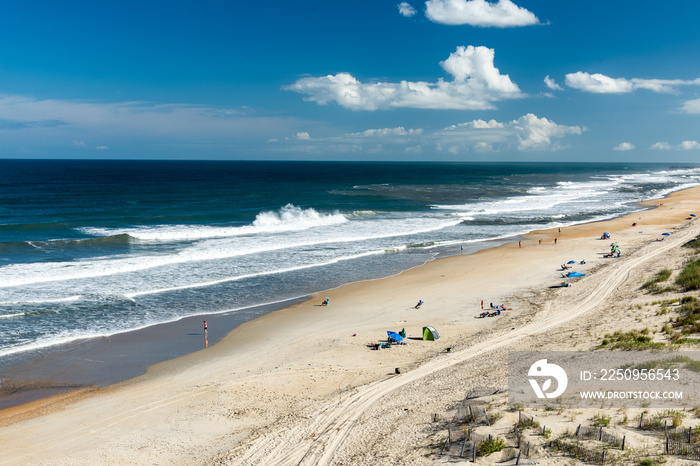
xmin=478 ymin=302 xmax=509 ymax=318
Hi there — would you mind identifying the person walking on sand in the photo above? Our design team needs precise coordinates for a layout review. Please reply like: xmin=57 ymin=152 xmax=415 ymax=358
xmin=203 ymin=320 xmax=208 ymax=333
xmin=415 ymin=300 xmax=423 ymax=309
xmin=554 ymin=238 xmax=558 ymax=245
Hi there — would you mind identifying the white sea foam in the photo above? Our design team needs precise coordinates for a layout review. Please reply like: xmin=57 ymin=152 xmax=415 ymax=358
xmin=80 ymin=204 xmax=348 ymax=241
xmin=0 ymin=214 xmax=464 ymax=289
xmin=126 ymin=249 xmax=386 ymax=298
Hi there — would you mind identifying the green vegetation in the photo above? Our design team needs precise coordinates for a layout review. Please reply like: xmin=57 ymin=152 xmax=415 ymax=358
xmin=683 ymin=235 xmax=700 ymax=250
xmin=477 ymin=437 xmax=505 ymax=456
xmin=642 ymin=269 xmax=676 ymax=294
xmin=637 ymin=460 xmax=660 ymax=466
xmin=676 ymin=258 xmax=700 ymax=291
xmin=598 ymin=329 xmax=666 ymax=350
xmin=671 ymin=299 xmax=700 ymax=335
xmin=591 ymin=412 xmax=611 ymax=427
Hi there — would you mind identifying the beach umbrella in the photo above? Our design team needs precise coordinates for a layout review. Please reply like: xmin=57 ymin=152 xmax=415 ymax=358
xmin=567 ymin=260 xmax=577 ymax=264
xmin=662 ymin=233 xmax=670 ymax=236
xmin=566 ymin=271 xmax=585 ymax=278
xmin=387 ymin=331 xmax=404 ymax=342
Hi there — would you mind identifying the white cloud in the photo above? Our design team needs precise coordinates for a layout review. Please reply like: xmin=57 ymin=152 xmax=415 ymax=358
xmin=295 ymin=132 xmax=310 ymax=140
xmin=348 ymin=127 xmax=423 ymax=137
xmin=680 ymin=98 xmax=700 ymax=113
xmin=425 ymin=0 xmax=540 ymax=27
xmin=278 ymin=114 xmax=582 ymax=155
xmin=565 ymin=72 xmax=634 ymax=94
xmin=565 ymin=72 xmax=700 ymax=94
xmin=650 ymin=141 xmax=700 ymax=150
xmin=613 ymin=142 xmax=635 ymax=151
xmin=445 ymin=119 xmax=504 ymax=130
xmin=474 ymin=141 xmax=492 ymax=151
xmin=398 ymin=2 xmax=417 ymax=17
xmin=285 ymin=46 xmax=522 ymax=110
xmin=96 ymin=145 xmax=109 ymax=150
xmin=510 ymin=113 xmax=583 ymax=151
xmin=650 ymin=142 xmax=673 ymax=150
xmin=544 ymin=75 xmax=563 ymax=91
xmin=73 ymin=140 xmax=87 ymax=148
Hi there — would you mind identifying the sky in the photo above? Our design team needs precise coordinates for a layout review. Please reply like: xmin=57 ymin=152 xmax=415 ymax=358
xmin=0 ymin=0 xmax=699 ymax=162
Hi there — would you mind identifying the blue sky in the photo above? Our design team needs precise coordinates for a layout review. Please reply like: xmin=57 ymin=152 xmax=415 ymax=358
xmin=1 ymin=0 xmax=699 ymax=161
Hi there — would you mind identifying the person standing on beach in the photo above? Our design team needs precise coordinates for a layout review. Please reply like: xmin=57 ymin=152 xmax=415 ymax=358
xmin=203 ymin=320 xmax=208 ymax=333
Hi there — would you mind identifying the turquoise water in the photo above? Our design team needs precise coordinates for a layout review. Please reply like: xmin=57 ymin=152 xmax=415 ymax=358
xmin=1 ymin=160 xmax=699 ymax=363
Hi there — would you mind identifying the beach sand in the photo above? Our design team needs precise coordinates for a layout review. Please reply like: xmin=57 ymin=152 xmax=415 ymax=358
xmin=1 ymin=187 xmax=700 ymax=465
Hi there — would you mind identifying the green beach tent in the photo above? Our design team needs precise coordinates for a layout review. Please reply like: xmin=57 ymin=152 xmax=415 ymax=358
xmin=422 ymin=326 xmax=440 ymax=341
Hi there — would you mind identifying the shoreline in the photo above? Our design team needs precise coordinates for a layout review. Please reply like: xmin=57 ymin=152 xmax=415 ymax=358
xmin=0 ymin=236 xmax=516 ymax=409
xmin=1 ymin=185 xmax=699 ymax=464
xmin=0 ymin=187 xmax=684 ymax=411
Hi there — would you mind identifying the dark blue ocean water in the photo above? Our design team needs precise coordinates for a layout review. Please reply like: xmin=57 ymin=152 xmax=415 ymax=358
xmin=1 ymin=160 xmax=699 ymax=362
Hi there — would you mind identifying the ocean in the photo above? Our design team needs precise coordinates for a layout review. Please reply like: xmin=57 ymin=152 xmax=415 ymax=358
xmin=1 ymin=160 xmax=699 ymax=387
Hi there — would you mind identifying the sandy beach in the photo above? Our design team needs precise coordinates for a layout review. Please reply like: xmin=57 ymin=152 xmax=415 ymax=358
xmin=2 ymin=186 xmax=700 ymax=465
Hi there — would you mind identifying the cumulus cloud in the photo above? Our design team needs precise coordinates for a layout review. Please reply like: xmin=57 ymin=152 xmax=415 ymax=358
xmin=510 ymin=113 xmax=583 ymax=151
xmin=425 ymin=0 xmax=540 ymax=27
xmin=544 ymin=75 xmax=563 ymax=91
xmin=295 ymin=132 xmax=310 ymax=140
xmin=650 ymin=141 xmax=700 ymax=150
xmin=613 ymin=142 xmax=635 ymax=151
xmin=445 ymin=119 xmax=504 ymax=130
xmin=278 ymin=114 xmax=582 ymax=155
xmin=285 ymin=46 xmax=522 ymax=110
xmin=565 ymin=72 xmax=700 ymax=94
xmin=680 ymin=98 xmax=700 ymax=113
xmin=440 ymin=114 xmax=582 ymax=152
xmin=398 ymin=2 xmax=417 ymax=17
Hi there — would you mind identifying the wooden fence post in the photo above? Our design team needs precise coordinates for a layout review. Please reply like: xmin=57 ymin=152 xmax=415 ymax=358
xmin=621 ymin=435 xmax=625 ymax=450
xmin=666 ymin=436 xmax=669 ymax=453
xmin=575 ymin=423 xmax=581 ymax=436
xmin=639 ymin=412 xmax=644 ymax=429
xmin=599 ymin=426 xmax=603 ymax=441
xmin=516 ymin=450 xmax=521 ymax=465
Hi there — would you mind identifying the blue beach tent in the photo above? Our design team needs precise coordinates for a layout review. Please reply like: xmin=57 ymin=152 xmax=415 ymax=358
xmin=566 ymin=271 xmax=585 ymax=278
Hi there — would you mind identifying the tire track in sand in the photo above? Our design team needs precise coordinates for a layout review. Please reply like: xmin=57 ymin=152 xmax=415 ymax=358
xmin=234 ymin=224 xmax=698 ymax=466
